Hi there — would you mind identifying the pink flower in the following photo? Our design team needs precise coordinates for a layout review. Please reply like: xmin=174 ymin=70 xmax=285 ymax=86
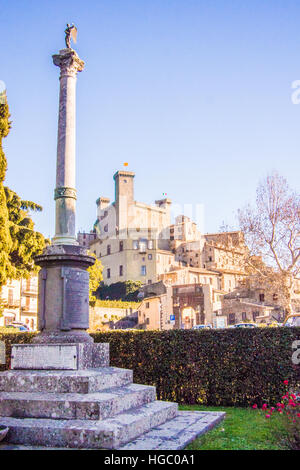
xmin=262 ymin=404 xmax=268 ymax=410
xmin=252 ymin=404 xmax=258 ymax=409
xmin=270 ymin=407 xmax=275 ymax=411
xmin=283 ymin=380 xmax=289 ymax=385
xmin=297 ymin=413 xmax=300 ymax=418
xmin=265 ymin=414 xmax=271 ymax=419
xmin=290 ymin=394 xmax=296 ymax=400
xmin=278 ymin=409 xmax=283 ymax=413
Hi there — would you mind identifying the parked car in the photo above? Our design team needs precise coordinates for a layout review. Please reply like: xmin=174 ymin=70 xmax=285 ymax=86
xmin=192 ymin=324 xmax=212 ymax=330
xmin=234 ymin=323 xmax=257 ymax=328
xmin=6 ymin=323 xmax=29 ymax=332
xmin=11 ymin=321 xmax=30 ymax=331
xmin=283 ymin=313 xmax=300 ymax=327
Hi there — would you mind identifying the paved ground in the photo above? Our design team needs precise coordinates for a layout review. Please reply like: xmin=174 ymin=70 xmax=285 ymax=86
xmin=0 ymin=411 xmax=225 ymax=450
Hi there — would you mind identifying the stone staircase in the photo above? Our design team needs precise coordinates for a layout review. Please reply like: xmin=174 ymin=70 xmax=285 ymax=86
xmin=0 ymin=347 xmax=225 ymax=450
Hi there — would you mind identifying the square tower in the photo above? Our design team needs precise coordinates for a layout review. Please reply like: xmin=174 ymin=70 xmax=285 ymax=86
xmin=113 ymin=170 xmax=135 ymax=230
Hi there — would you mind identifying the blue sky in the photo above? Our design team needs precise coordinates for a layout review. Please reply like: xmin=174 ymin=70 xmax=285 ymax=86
xmin=2 ymin=0 xmax=300 ymax=238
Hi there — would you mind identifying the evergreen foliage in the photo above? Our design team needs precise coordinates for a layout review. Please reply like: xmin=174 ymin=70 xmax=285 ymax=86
xmin=0 ymin=94 xmax=47 ymax=285
xmin=96 ymin=280 xmax=143 ymax=302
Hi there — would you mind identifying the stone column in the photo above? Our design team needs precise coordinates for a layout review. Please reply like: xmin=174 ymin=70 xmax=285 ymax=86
xmin=32 ymin=47 xmax=95 ymax=345
xmin=52 ymin=49 xmax=84 ymax=245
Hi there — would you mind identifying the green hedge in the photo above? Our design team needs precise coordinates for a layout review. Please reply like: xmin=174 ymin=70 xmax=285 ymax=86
xmin=0 ymin=331 xmax=35 ymax=371
xmin=0 ymin=328 xmax=299 ymax=406
xmin=93 ymin=299 xmax=140 ymax=309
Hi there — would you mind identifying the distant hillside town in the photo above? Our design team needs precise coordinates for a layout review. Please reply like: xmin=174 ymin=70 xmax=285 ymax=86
xmin=1 ymin=171 xmax=299 ymax=331
xmin=77 ymin=170 xmax=300 ymax=330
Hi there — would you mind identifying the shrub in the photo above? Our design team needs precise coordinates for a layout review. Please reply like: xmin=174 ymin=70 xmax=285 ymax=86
xmin=93 ymin=299 xmax=140 ymax=309
xmin=0 ymin=330 xmax=35 ymax=371
xmin=90 ymin=328 xmax=300 ymax=407
xmin=251 ymin=380 xmax=300 ymax=450
xmin=0 ymin=328 xmax=299 ymax=407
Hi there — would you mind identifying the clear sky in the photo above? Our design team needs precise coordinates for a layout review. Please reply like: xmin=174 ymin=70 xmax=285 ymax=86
xmin=2 ymin=0 xmax=300 ymax=238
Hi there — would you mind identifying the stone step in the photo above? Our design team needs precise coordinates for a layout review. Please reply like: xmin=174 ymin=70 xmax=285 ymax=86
xmin=0 ymin=384 xmax=156 ymax=421
xmin=0 ymin=367 xmax=133 ymax=394
xmin=0 ymin=401 xmax=178 ymax=449
xmin=119 ymin=411 xmax=226 ymax=450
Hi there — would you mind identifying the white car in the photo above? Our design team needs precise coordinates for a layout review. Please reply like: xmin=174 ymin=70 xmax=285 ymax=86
xmin=192 ymin=324 xmax=212 ymax=330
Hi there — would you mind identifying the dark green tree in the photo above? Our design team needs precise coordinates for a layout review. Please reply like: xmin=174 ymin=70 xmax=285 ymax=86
xmin=96 ymin=280 xmax=143 ymax=302
xmin=4 ymin=187 xmax=47 ymax=279
xmin=0 ymin=92 xmax=12 ymax=285
xmin=0 ymin=93 xmax=47 ymax=285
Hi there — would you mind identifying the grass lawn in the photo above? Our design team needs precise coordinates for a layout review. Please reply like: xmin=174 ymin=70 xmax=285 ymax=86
xmin=179 ymin=405 xmax=289 ymax=450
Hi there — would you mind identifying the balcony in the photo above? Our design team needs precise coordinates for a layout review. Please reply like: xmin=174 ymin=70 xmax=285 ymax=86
xmin=2 ymin=299 xmax=20 ymax=308
xmin=21 ymin=306 xmax=37 ymax=315
xmin=22 ymin=286 xmax=38 ymax=296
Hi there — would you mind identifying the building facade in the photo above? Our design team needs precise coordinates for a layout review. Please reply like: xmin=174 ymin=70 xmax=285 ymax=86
xmin=0 ymin=275 xmax=38 ymax=330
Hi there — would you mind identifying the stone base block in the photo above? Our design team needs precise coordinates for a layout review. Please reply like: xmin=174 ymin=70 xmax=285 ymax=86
xmin=11 ymin=343 xmax=109 ymax=370
xmin=0 ymin=401 xmax=178 ymax=449
xmin=0 ymin=368 xmax=133 ymax=394
xmin=0 ymin=384 xmax=156 ymax=421
xmin=119 ymin=411 xmax=226 ymax=450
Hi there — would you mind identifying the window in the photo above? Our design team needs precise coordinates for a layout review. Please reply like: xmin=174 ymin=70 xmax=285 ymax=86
xmin=141 ymin=265 xmax=146 ymax=276
xmin=139 ymin=239 xmax=147 ymax=253
xmin=242 ymin=312 xmax=247 ymax=322
xmin=146 ymin=318 xmax=150 ymax=325
xmin=119 ymin=241 xmax=123 ymax=252
xmin=107 ymin=268 xmax=111 ymax=279
xmin=148 ymin=240 xmax=153 ymax=249
xmin=208 ymin=256 xmax=212 ymax=262
xmin=146 ymin=302 xmax=150 ymax=309
xmin=133 ymin=240 xmax=138 ymax=250
xmin=148 ymin=254 xmax=152 ymax=260
xmin=119 ymin=265 xmax=123 ymax=276
xmin=148 ymin=279 xmax=152 ymax=284
xmin=252 ymin=311 xmax=259 ymax=321
xmin=228 ymin=313 xmax=236 ymax=325
xmin=273 ymin=293 xmax=278 ymax=301
xmin=8 ymin=289 xmax=14 ymax=305
xmin=259 ymin=293 xmax=265 ymax=302
xmin=107 ymin=245 xmax=111 ymax=255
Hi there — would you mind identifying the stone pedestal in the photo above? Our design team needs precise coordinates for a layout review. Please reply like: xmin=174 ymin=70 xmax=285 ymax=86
xmin=33 ymin=244 xmax=95 ymax=344
xmin=11 ymin=343 xmax=109 ymax=370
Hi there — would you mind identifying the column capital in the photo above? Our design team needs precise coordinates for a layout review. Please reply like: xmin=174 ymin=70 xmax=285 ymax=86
xmin=52 ymin=48 xmax=85 ymax=78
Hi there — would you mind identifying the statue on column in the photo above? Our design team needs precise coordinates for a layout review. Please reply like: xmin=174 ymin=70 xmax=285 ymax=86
xmin=65 ymin=23 xmax=77 ymax=49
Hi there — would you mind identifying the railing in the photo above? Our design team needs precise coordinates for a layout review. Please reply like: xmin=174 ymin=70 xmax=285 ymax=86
xmin=22 ymin=286 xmax=38 ymax=295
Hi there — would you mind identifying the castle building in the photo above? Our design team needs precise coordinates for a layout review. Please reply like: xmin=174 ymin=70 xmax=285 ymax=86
xmin=88 ymin=170 xmax=177 ymax=285
xmin=80 ymin=170 xmax=250 ymax=328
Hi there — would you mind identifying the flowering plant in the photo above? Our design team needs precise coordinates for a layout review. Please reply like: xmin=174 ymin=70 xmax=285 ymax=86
xmin=251 ymin=380 xmax=300 ymax=450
